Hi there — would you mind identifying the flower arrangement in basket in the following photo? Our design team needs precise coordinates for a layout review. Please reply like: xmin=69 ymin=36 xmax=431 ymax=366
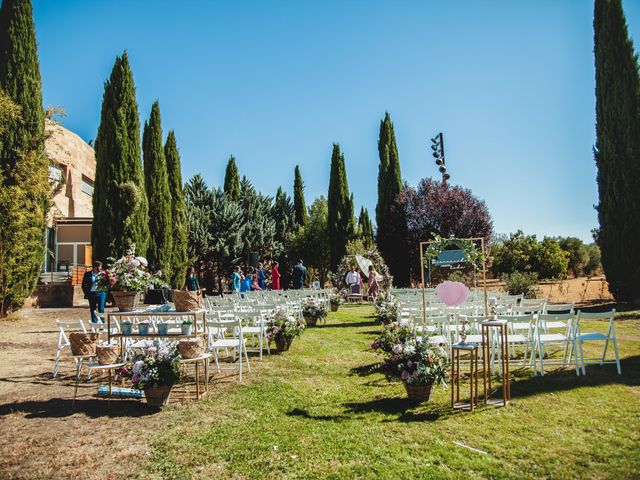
xmin=266 ymin=310 xmax=306 ymax=352
xmin=96 ymin=244 xmax=165 ymax=311
xmin=371 ymin=323 xmax=449 ymax=402
xmin=120 ymin=342 xmax=182 ymax=406
xmin=375 ymin=296 xmax=398 ymax=325
xmin=329 ymin=295 xmax=344 ymax=312
xmin=302 ymin=303 xmax=328 ymax=326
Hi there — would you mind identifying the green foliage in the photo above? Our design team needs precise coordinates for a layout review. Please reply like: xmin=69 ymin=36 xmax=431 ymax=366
xmin=239 ymin=176 xmax=279 ymax=260
xmin=327 ymin=143 xmax=355 ymax=268
xmin=423 ymin=235 xmax=486 ymax=267
xmin=558 ymin=237 xmax=589 ymax=277
xmin=375 ymin=112 xmax=408 ymax=285
xmin=501 ymin=271 xmax=541 ymax=299
xmin=164 ymin=130 xmax=188 ymax=288
xmin=93 ymin=52 xmax=149 ymax=262
xmin=143 ymin=101 xmax=172 ymax=279
xmin=288 ymin=197 xmax=331 ymax=286
xmin=594 ymin=0 xmax=640 ymax=302
xmin=293 ymin=165 xmax=308 ymax=227
xmin=0 ymin=0 xmax=48 ymax=317
xmin=185 ymin=175 xmax=245 ymax=290
xmin=357 ymin=207 xmax=375 ymax=249
xmin=584 ymin=243 xmax=602 ymax=276
xmin=223 ymin=155 xmax=240 ymax=202
xmin=272 ymin=187 xmax=295 ymax=261
xmin=492 ymin=230 xmax=568 ymax=280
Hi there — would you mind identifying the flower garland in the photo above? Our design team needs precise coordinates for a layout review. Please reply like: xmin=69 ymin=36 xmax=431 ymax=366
xmin=422 ymin=235 xmax=486 ymax=268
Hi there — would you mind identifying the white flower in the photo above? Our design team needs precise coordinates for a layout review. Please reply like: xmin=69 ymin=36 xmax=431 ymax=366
xmin=403 ymin=344 xmax=416 ymax=355
xmin=136 ymin=256 xmax=148 ymax=267
xmin=132 ymin=360 xmax=144 ymax=375
xmin=392 ymin=344 xmax=403 ymax=354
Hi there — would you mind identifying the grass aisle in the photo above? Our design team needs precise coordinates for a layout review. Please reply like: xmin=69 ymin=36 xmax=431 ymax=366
xmin=142 ymin=305 xmax=640 ymax=480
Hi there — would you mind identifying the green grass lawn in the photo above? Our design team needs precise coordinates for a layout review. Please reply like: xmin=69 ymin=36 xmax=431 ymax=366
xmin=142 ymin=305 xmax=640 ymax=480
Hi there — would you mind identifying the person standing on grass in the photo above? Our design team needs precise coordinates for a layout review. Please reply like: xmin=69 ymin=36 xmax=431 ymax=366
xmin=231 ymin=266 xmax=242 ymax=293
xmin=184 ymin=266 xmax=200 ymax=291
xmin=368 ymin=264 xmax=379 ymax=301
xmin=82 ymin=261 xmax=106 ymax=323
xmin=292 ymin=259 xmax=307 ymax=289
xmin=257 ymin=262 xmax=266 ymax=290
xmin=271 ymin=261 xmax=281 ymax=290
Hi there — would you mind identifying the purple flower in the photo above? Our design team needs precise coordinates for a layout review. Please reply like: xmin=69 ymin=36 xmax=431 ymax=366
xmin=401 ymin=370 xmax=409 ymax=380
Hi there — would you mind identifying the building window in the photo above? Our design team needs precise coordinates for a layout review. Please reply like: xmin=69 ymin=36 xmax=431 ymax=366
xmin=49 ymin=164 xmax=63 ymax=183
xmin=81 ymin=176 xmax=94 ymax=196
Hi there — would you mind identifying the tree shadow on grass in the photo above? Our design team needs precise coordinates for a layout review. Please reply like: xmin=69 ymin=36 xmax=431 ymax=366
xmin=350 ymin=362 xmax=383 ymax=377
xmin=510 ymin=355 xmax=640 ymax=399
xmin=315 ymin=320 xmax=378 ymax=329
xmin=286 ymin=407 xmax=349 ymax=422
xmin=342 ymin=396 xmax=454 ymax=423
xmin=0 ymin=397 xmax=159 ymax=419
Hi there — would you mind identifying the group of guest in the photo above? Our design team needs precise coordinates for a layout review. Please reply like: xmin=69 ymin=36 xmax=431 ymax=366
xmin=229 ymin=259 xmax=307 ymax=293
xmin=345 ymin=264 xmax=379 ymax=301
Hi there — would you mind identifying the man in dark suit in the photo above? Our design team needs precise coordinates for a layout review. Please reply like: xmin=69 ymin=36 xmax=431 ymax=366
xmin=292 ymin=259 xmax=307 ymax=289
xmin=82 ymin=260 xmax=105 ymax=323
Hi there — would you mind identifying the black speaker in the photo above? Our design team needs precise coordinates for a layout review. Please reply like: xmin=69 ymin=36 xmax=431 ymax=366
xmin=248 ymin=252 xmax=260 ymax=268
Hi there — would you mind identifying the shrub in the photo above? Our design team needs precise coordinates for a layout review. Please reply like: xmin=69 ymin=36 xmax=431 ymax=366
xmin=584 ymin=243 xmax=602 ymax=276
xmin=492 ymin=231 xmax=568 ymax=280
xmin=501 ymin=271 xmax=541 ymax=298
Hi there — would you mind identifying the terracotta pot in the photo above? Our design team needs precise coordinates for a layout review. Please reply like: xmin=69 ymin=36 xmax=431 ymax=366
xmin=404 ymin=382 xmax=434 ymax=402
xmin=111 ymin=291 xmax=142 ymax=312
xmin=304 ymin=315 xmax=318 ymax=327
xmin=330 ymin=303 xmax=339 ymax=312
xmin=274 ymin=336 xmax=293 ymax=352
xmin=144 ymin=384 xmax=173 ymax=406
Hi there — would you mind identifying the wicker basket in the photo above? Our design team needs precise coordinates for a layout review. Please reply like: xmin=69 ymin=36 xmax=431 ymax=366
xmin=303 ymin=315 xmax=318 ymax=327
xmin=69 ymin=333 xmax=100 ymax=356
xmin=172 ymin=290 xmax=202 ymax=312
xmin=404 ymin=382 xmax=434 ymax=402
xmin=96 ymin=344 xmax=119 ymax=365
xmin=111 ymin=291 xmax=142 ymax=312
xmin=178 ymin=339 xmax=205 ymax=359
xmin=274 ymin=336 xmax=293 ymax=352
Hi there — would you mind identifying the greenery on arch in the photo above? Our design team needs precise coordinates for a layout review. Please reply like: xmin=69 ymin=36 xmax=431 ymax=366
xmin=422 ymin=235 xmax=486 ymax=268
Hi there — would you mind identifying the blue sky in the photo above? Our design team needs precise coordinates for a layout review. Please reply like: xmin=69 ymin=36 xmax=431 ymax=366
xmin=34 ymin=1 xmax=640 ymax=242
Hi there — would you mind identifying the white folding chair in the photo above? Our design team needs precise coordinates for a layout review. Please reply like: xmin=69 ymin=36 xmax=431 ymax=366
xmin=575 ymin=310 xmax=621 ymax=375
xmin=53 ymin=320 xmax=87 ymax=377
xmin=532 ymin=313 xmax=579 ymax=376
xmin=206 ymin=319 xmax=250 ymax=381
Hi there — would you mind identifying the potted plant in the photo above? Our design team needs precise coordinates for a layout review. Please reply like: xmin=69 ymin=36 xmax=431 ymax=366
xmin=266 ymin=310 xmax=306 ymax=352
xmin=96 ymin=244 xmax=164 ymax=312
xmin=375 ymin=297 xmax=398 ymax=325
xmin=329 ymin=296 xmax=343 ymax=312
xmin=138 ymin=321 xmax=150 ymax=336
xmin=371 ymin=323 xmax=449 ymax=402
xmin=181 ymin=319 xmax=193 ymax=335
xmin=129 ymin=343 xmax=182 ymax=406
xmin=302 ymin=303 xmax=328 ymax=327
xmin=121 ymin=320 xmax=133 ymax=336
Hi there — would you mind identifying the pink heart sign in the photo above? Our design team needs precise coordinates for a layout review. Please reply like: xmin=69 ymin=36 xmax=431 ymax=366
xmin=435 ymin=281 xmax=470 ymax=306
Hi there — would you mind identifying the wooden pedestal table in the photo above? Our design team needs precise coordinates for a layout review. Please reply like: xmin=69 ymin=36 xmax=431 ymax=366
xmin=178 ymin=353 xmax=212 ymax=400
xmin=481 ymin=319 xmax=510 ymax=407
xmin=450 ymin=342 xmax=479 ymax=411
xmin=72 ymin=356 xmax=125 ymax=410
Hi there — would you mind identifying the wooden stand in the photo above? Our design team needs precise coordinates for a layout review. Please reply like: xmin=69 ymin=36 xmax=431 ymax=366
xmin=178 ymin=353 xmax=212 ymax=400
xmin=481 ymin=319 xmax=510 ymax=406
xmin=451 ymin=343 xmax=479 ymax=411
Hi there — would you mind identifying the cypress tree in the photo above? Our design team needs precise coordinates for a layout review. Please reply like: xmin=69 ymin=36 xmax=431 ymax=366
xmin=327 ymin=143 xmax=355 ymax=267
xmin=0 ymin=0 xmax=48 ymax=316
xmin=92 ymin=52 xmax=149 ymax=262
xmin=293 ymin=165 xmax=308 ymax=226
xmin=358 ymin=207 xmax=375 ymax=250
xmin=224 ymin=155 xmax=240 ymax=202
xmin=164 ymin=130 xmax=188 ymax=288
xmin=594 ymin=0 xmax=640 ymax=302
xmin=143 ymin=101 xmax=172 ymax=279
xmin=375 ymin=112 xmax=409 ymax=285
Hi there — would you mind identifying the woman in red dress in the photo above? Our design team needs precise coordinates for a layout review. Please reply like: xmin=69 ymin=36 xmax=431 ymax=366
xmin=271 ymin=261 xmax=281 ymax=290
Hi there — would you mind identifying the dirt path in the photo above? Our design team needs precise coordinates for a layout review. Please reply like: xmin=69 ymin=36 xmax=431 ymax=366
xmin=0 ymin=307 xmax=161 ymax=480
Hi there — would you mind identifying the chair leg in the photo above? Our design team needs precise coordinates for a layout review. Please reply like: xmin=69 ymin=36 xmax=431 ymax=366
xmin=613 ymin=338 xmax=622 ymax=375
xmin=579 ymin=339 xmax=586 ymax=376
xmin=53 ymin=347 xmax=62 ymax=378
xmin=601 ymin=337 xmax=610 ymax=365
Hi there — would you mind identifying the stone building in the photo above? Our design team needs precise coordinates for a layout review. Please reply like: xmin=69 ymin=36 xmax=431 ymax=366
xmin=42 ymin=120 xmax=95 ymax=281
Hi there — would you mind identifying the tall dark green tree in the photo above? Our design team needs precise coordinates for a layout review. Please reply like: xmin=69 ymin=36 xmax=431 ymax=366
xmin=0 ymin=0 xmax=48 ymax=316
xmin=143 ymin=101 xmax=172 ymax=278
xmin=375 ymin=112 xmax=409 ymax=285
xmin=293 ymin=165 xmax=308 ymax=226
xmin=358 ymin=207 xmax=375 ymax=250
xmin=164 ymin=130 xmax=188 ymax=288
xmin=594 ymin=0 xmax=640 ymax=302
xmin=224 ymin=155 xmax=240 ymax=202
xmin=92 ymin=52 xmax=149 ymax=262
xmin=327 ymin=143 xmax=355 ymax=267
xmin=273 ymin=186 xmax=295 ymax=249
